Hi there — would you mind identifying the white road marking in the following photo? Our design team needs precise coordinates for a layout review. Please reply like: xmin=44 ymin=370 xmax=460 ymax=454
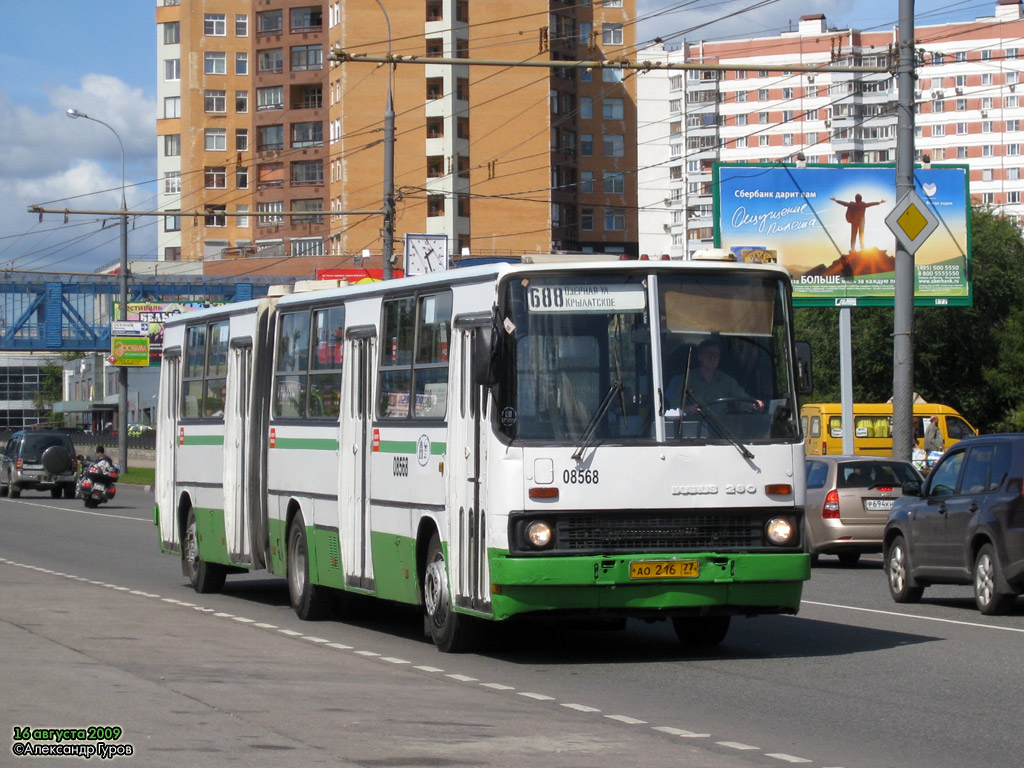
xmin=718 ymin=741 xmax=759 ymax=751
xmin=803 ymin=600 xmax=1024 ymax=633
xmin=605 ymin=715 xmax=647 ymax=725
xmin=652 ymin=726 xmax=709 ymax=738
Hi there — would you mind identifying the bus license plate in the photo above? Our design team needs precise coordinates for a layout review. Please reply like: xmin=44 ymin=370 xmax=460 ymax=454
xmin=629 ymin=560 xmax=700 ymax=579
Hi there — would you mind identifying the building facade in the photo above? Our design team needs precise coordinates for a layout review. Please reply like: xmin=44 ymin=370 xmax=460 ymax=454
xmin=157 ymin=0 xmax=639 ymax=266
xmin=638 ymin=1 xmax=1024 ymax=259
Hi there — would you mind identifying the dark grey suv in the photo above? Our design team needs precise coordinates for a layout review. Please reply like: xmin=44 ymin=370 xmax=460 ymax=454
xmin=0 ymin=430 xmax=78 ymax=499
xmin=884 ymin=433 xmax=1024 ymax=614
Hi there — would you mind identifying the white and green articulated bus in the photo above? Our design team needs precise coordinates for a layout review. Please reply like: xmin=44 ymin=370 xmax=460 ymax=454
xmin=155 ymin=259 xmax=812 ymax=652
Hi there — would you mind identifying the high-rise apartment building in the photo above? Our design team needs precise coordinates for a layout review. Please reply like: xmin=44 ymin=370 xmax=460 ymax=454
xmin=638 ymin=1 xmax=1024 ymax=259
xmin=156 ymin=0 xmax=639 ymax=266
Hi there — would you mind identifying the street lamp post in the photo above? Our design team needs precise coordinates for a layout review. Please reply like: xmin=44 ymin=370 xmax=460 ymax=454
xmin=66 ymin=108 xmax=129 ymax=472
xmin=372 ymin=0 xmax=396 ymax=279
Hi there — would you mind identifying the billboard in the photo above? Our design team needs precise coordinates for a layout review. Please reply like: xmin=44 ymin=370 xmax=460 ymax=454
xmin=115 ymin=302 xmax=224 ymax=365
xmin=714 ymin=164 xmax=971 ymax=307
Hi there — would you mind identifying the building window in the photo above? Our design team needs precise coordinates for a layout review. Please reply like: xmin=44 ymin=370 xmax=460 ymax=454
xmin=580 ymin=171 xmax=594 ymax=194
xmin=258 ymin=48 xmax=284 ymax=73
xmin=204 ymin=13 xmax=226 ymax=36
xmin=205 ymin=205 xmax=226 ymax=227
xmin=205 ymin=129 xmax=227 ymax=151
xmin=291 ymin=45 xmax=323 ymax=71
xmin=164 ymin=172 xmax=181 ymax=194
xmin=257 ymin=125 xmax=284 ymax=151
xmin=427 ymin=196 xmax=445 ymax=217
xmin=163 ymin=21 xmax=180 ymax=45
xmin=758 ymin=112 xmax=769 ymax=124
xmin=235 ymin=14 xmax=248 ymax=36
xmin=236 ymin=91 xmax=248 ymax=113
xmin=165 ymin=212 xmax=181 ymax=232
xmin=236 ymin=167 xmax=249 ymax=189
xmin=580 ymin=134 xmax=593 ymax=156
xmin=581 ymin=208 xmax=594 ymax=231
xmin=933 ymin=124 xmax=945 ymax=137
xmin=292 ymin=160 xmax=324 ymax=185
xmin=160 ymin=95 xmax=177 ymax=117
xmin=258 ymin=163 xmax=284 ymax=188
xmin=205 ymin=52 xmax=227 ymax=75
xmin=236 ymin=129 xmax=248 ymax=151
xmin=603 ymin=172 xmax=624 ymax=194
xmin=602 ymin=68 xmax=624 ymax=83
xmin=291 ymin=121 xmax=323 ymax=147
xmin=164 ymin=59 xmax=180 ymax=81
xmin=258 ymin=200 xmax=284 ymax=226
xmin=236 ymin=52 xmax=248 ymax=75
xmin=736 ymin=91 xmax=748 ymax=103
xmin=257 ymin=86 xmax=284 ymax=110
xmin=257 ymin=10 xmax=283 ymax=33
xmin=293 ymin=198 xmax=324 ymax=225
xmin=580 ymin=97 xmax=593 ymax=119
xmin=291 ymin=6 xmax=323 ymax=32
xmin=426 ymin=78 xmax=444 ymax=100
xmin=236 ymin=206 xmax=249 ymax=228
xmin=604 ymin=208 xmax=625 ymax=231
xmin=164 ymin=134 xmax=180 ymax=157
xmin=602 ymin=133 xmax=624 ymax=157
xmin=204 ymin=90 xmax=226 ymax=113
xmin=602 ymin=98 xmax=624 ymax=119
xmin=602 ymin=24 xmax=623 ymax=45
xmin=205 ymin=167 xmax=227 ymax=189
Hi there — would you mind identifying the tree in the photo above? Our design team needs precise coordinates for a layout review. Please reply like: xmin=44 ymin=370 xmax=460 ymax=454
xmin=32 ymin=361 xmax=65 ymax=427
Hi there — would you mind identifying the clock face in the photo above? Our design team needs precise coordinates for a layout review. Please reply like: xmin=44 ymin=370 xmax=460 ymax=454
xmin=405 ymin=235 xmax=448 ymax=275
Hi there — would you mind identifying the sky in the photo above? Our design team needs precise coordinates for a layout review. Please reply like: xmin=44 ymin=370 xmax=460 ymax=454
xmin=0 ymin=0 xmax=998 ymax=274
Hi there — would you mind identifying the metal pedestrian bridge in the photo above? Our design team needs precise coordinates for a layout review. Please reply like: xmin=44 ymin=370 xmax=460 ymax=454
xmin=0 ymin=272 xmax=299 ymax=352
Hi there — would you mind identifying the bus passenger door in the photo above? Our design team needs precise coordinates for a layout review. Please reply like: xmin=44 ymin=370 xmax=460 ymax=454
xmin=224 ymin=340 xmax=252 ymax=564
xmin=449 ymin=325 xmax=492 ymax=615
xmin=156 ymin=351 xmax=180 ymax=551
xmin=342 ymin=331 xmax=375 ymax=591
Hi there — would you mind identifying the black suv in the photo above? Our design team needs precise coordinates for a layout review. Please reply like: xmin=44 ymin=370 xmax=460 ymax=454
xmin=0 ymin=430 xmax=78 ymax=499
xmin=884 ymin=433 xmax=1024 ymax=614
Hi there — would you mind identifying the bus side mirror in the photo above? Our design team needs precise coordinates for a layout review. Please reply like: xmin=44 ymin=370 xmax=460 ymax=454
xmin=795 ymin=341 xmax=813 ymax=395
xmin=472 ymin=324 xmax=498 ymax=386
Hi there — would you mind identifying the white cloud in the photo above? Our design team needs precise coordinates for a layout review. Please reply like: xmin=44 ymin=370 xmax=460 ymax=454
xmin=0 ymin=75 xmax=156 ymax=272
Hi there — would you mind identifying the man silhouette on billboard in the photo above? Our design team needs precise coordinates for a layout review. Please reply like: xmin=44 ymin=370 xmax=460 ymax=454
xmin=831 ymin=194 xmax=885 ymax=252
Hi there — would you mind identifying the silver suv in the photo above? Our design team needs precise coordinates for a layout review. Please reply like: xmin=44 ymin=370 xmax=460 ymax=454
xmin=0 ymin=430 xmax=78 ymax=499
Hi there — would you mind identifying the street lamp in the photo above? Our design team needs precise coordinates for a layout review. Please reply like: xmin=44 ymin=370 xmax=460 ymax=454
xmin=66 ymin=108 xmax=130 ymax=473
xmin=372 ymin=0 xmax=396 ymax=279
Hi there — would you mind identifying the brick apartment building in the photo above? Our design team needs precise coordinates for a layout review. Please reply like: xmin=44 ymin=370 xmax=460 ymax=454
xmin=156 ymin=0 xmax=640 ymax=270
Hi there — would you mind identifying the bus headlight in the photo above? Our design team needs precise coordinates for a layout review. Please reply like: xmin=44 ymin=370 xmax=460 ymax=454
xmin=525 ymin=520 xmax=553 ymax=549
xmin=765 ymin=516 xmax=796 ymax=546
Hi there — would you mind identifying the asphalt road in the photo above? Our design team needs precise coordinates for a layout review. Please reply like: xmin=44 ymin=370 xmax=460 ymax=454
xmin=3 ymin=486 xmax=1023 ymax=768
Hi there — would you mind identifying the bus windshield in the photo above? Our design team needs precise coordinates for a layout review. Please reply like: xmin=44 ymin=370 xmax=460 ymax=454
xmin=496 ymin=270 xmax=799 ymax=444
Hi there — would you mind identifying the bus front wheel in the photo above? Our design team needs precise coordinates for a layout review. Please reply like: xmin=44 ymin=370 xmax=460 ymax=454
xmin=183 ymin=508 xmax=226 ymax=594
xmin=672 ymin=615 xmax=731 ymax=648
xmin=423 ymin=533 xmax=478 ymax=653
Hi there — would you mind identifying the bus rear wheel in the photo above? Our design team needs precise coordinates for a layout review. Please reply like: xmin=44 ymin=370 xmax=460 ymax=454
xmin=183 ymin=508 xmax=226 ymax=594
xmin=287 ymin=513 xmax=329 ymax=620
xmin=423 ymin=533 xmax=478 ymax=653
xmin=672 ymin=615 xmax=731 ymax=648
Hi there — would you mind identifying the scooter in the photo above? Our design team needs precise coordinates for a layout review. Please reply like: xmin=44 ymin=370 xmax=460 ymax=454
xmin=77 ymin=457 xmax=119 ymax=508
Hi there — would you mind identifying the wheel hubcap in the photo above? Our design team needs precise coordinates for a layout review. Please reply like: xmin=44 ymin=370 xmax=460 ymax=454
xmin=424 ymin=554 xmax=449 ymax=626
xmin=976 ymin=554 xmax=995 ymax=606
xmin=289 ymin=533 xmax=306 ymax=597
xmin=889 ymin=545 xmax=907 ymax=593
xmin=185 ymin=521 xmax=199 ymax=577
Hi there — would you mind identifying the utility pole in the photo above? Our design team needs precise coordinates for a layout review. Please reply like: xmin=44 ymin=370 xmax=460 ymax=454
xmin=892 ymin=0 xmax=916 ymax=460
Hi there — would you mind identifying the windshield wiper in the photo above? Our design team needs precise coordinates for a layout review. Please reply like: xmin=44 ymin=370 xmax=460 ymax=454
xmin=571 ymin=381 xmax=623 ymax=461
xmin=683 ymin=388 xmax=755 ymax=460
